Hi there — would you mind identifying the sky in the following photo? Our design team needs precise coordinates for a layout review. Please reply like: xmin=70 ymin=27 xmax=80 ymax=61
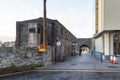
xmin=0 ymin=0 xmax=95 ymax=42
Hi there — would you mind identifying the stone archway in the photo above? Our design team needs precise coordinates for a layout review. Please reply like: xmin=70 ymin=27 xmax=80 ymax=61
xmin=80 ymin=45 xmax=90 ymax=54
xmin=78 ymin=38 xmax=92 ymax=52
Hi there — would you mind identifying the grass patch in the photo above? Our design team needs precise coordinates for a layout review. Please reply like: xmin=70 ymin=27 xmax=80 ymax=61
xmin=0 ymin=64 xmax=44 ymax=75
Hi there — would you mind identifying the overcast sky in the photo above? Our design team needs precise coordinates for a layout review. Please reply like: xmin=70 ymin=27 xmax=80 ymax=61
xmin=0 ymin=0 xmax=95 ymax=42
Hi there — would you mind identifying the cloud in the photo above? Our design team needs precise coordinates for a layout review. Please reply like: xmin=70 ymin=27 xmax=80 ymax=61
xmin=55 ymin=8 xmax=95 ymax=38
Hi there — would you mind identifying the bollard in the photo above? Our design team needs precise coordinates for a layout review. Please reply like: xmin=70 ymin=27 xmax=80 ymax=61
xmin=102 ymin=53 xmax=105 ymax=60
xmin=109 ymin=55 xmax=113 ymax=63
xmin=112 ymin=55 xmax=117 ymax=64
xmin=101 ymin=53 xmax=103 ymax=62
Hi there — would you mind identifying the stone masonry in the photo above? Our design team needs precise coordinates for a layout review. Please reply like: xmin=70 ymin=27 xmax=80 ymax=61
xmin=16 ymin=17 xmax=78 ymax=63
xmin=0 ymin=17 xmax=92 ymax=68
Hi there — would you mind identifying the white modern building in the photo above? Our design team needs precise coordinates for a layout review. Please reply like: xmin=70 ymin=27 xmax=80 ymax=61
xmin=93 ymin=0 xmax=120 ymax=58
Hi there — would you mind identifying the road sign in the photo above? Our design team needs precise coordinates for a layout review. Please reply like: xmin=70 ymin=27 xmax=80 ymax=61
xmin=38 ymin=45 xmax=46 ymax=52
xmin=56 ymin=41 xmax=61 ymax=46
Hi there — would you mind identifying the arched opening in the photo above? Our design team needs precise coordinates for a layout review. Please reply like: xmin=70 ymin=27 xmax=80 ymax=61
xmin=80 ymin=45 xmax=90 ymax=54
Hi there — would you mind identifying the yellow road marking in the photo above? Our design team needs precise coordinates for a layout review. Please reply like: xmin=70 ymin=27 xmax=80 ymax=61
xmin=0 ymin=70 xmax=32 ymax=77
xmin=1 ymin=69 xmax=120 ymax=77
xmin=33 ymin=69 xmax=120 ymax=72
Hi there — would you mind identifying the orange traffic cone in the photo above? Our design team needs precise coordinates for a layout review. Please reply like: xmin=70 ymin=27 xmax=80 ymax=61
xmin=109 ymin=55 xmax=113 ymax=63
xmin=112 ymin=55 xmax=117 ymax=64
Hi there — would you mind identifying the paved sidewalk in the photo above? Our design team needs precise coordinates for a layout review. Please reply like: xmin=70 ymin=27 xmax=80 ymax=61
xmin=40 ymin=53 xmax=120 ymax=70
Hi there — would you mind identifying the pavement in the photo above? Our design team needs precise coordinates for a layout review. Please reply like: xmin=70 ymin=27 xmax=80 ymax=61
xmin=40 ymin=53 xmax=120 ymax=70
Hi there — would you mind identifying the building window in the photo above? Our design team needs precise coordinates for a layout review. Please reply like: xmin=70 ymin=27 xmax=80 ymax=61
xmin=118 ymin=43 xmax=120 ymax=54
xmin=61 ymin=28 xmax=63 ymax=37
xmin=29 ymin=28 xmax=35 ymax=33
xmin=68 ymin=45 xmax=69 ymax=53
xmin=37 ymin=27 xmax=40 ymax=33
xmin=68 ymin=34 xmax=69 ymax=39
xmin=48 ymin=23 xmax=52 ymax=27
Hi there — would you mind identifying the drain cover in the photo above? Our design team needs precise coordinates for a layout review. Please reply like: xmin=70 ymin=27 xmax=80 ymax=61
xmin=108 ymin=66 xmax=120 ymax=68
xmin=71 ymin=64 xmax=76 ymax=65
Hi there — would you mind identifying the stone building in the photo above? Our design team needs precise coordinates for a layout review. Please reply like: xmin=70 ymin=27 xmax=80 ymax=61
xmin=16 ymin=17 xmax=78 ymax=62
xmin=113 ymin=31 xmax=120 ymax=55
xmin=3 ymin=41 xmax=15 ymax=47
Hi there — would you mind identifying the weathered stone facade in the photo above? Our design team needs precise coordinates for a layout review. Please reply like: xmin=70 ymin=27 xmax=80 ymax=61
xmin=16 ymin=17 xmax=78 ymax=63
xmin=0 ymin=47 xmax=42 ymax=68
xmin=113 ymin=31 xmax=120 ymax=55
xmin=78 ymin=38 xmax=92 ymax=51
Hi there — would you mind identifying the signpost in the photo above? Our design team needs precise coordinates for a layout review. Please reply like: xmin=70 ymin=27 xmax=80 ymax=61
xmin=38 ymin=45 xmax=46 ymax=52
xmin=56 ymin=41 xmax=61 ymax=46
xmin=40 ymin=0 xmax=47 ymax=53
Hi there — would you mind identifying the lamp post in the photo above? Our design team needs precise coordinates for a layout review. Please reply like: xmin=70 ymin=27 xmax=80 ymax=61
xmin=43 ymin=0 xmax=47 ymax=53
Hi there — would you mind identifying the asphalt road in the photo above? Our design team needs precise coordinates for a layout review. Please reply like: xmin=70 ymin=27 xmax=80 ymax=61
xmin=0 ymin=71 xmax=120 ymax=80
xmin=1 ymin=54 xmax=120 ymax=80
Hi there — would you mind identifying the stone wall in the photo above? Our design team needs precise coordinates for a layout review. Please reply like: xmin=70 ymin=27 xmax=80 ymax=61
xmin=0 ymin=47 xmax=44 ymax=68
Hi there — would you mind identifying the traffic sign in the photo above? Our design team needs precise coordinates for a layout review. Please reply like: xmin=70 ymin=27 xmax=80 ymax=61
xmin=38 ymin=45 xmax=46 ymax=52
xmin=56 ymin=41 xmax=61 ymax=46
